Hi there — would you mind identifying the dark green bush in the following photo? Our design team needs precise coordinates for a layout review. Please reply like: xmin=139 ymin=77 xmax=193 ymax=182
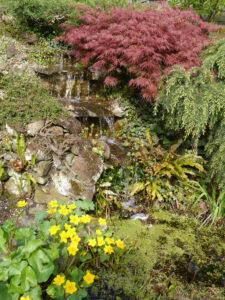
xmin=2 ymin=0 xmax=128 ymax=35
xmin=155 ymin=38 xmax=225 ymax=189
xmin=0 ymin=72 xmax=64 ymax=128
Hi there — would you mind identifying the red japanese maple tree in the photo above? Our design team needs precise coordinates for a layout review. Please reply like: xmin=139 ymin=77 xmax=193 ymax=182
xmin=57 ymin=5 xmax=216 ymax=101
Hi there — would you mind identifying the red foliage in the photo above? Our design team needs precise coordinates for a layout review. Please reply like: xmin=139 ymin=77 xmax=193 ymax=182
xmin=57 ymin=5 xmax=216 ymax=101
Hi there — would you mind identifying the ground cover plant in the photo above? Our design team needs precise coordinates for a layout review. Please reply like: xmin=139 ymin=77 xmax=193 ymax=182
xmin=0 ymin=200 xmax=125 ymax=299
xmin=57 ymin=5 xmax=216 ymax=101
xmin=0 ymin=72 xmax=64 ymax=129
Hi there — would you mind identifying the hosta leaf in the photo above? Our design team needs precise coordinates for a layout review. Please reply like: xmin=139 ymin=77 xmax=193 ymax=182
xmin=8 ymin=261 xmax=28 ymax=277
xmin=21 ymin=239 xmax=44 ymax=257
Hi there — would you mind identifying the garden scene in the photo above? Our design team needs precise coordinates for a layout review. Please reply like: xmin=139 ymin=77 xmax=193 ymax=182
xmin=0 ymin=0 xmax=224 ymax=299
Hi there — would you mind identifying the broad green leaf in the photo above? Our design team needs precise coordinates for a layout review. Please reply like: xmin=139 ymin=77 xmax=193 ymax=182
xmin=9 ymin=275 xmax=24 ymax=294
xmin=38 ymin=220 xmax=50 ymax=238
xmin=0 ymin=268 xmax=8 ymax=281
xmin=14 ymin=227 xmax=35 ymax=243
xmin=0 ymin=227 xmax=7 ymax=252
xmin=68 ymin=267 xmax=84 ymax=284
xmin=46 ymin=248 xmax=59 ymax=261
xmin=21 ymin=266 xmax=37 ymax=292
xmin=100 ymin=253 xmax=109 ymax=262
xmin=28 ymin=249 xmax=54 ymax=282
xmin=8 ymin=261 xmax=28 ymax=277
xmin=21 ymin=239 xmax=44 ymax=256
xmin=27 ymin=285 xmax=42 ymax=300
xmin=0 ymin=282 xmax=12 ymax=300
xmin=2 ymin=219 xmax=14 ymax=234
xmin=67 ymin=289 xmax=88 ymax=300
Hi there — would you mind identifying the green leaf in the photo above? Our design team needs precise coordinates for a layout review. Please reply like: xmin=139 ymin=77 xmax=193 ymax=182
xmin=2 ymin=219 xmax=15 ymax=234
xmin=0 ymin=227 xmax=7 ymax=252
xmin=28 ymin=249 xmax=54 ymax=283
xmin=38 ymin=220 xmax=50 ymax=238
xmin=35 ymin=210 xmax=48 ymax=223
xmin=9 ymin=275 xmax=24 ymax=294
xmin=68 ymin=267 xmax=84 ymax=284
xmin=14 ymin=227 xmax=35 ymax=243
xmin=27 ymin=285 xmax=42 ymax=300
xmin=8 ymin=261 xmax=28 ymax=277
xmin=130 ymin=182 xmax=145 ymax=196
xmin=0 ymin=268 xmax=9 ymax=281
xmin=100 ymin=253 xmax=109 ymax=262
xmin=0 ymin=282 xmax=13 ymax=300
xmin=21 ymin=266 xmax=37 ymax=292
xmin=67 ymin=289 xmax=88 ymax=300
xmin=21 ymin=239 xmax=44 ymax=256
xmin=75 ymin=199 xmax=94 ymax=211
xmin=46 ymin=248 xmax=59 ymax=261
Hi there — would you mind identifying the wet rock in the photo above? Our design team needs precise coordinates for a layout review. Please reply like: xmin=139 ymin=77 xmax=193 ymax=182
xmin=71 ymin=149 xmax=103 ymax=185
xmin=35 ymin=161 xmax=52 ymax=177
xmin=71 ymin=136 xmax=92 ymax=155
xmin=130 ymin=213 xmax=149 ymax=221
xmin=6 ymin=43 xmax=18 ymax=59
xmin=52 ymin=153 xmax=63 ymax=169
xmin=27 ymin=120 xmax=45 ymax=135
xmin=55 ymin=117 xmax=81 ymax=135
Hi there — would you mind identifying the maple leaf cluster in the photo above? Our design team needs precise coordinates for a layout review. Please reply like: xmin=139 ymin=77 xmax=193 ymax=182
xmin=57 ymin=5 xmax=216 ymax=101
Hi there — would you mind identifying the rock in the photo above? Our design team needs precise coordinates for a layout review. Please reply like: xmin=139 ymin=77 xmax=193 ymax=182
xmin=25 ymin=137 xmax=52 ymax=161
xmin=0 ymin=90 xmax=4 ymax=100
xmin=27 ymin=120 xmax=45 ymax=136
xmin=111 ymin=100 xmax=125 ymax=117
xmin=64 ymin=153 xmax=75 ymax=166
xmin=35 ymin=161 xmax=52 ymax=177
xmin=21 ymin=32 xmax=38 ymax=44
xmin=6 ymin=43 xmax=18 ymax=59
xmin=28 ymin=205 xmax=45 ymax=215
xmin=4 ymin=174 xmax=30 ymax=196
xmin=55 ymin=117 xmax=81 ymax=135
xmin=71 ymin=136 xmax=92 ymax=155
xmin=130 ymin=213 xmax=149 ymax=221
xmin=5 ymin=124 xmax=17 ymax=136
xmin=52 ymin=153 xmax=63 ymax=169
xmin=71 ymin=149 xmax=103 ymax=185
xmin=33 ymin=185 xmax=69 ymax=204
xmin=33 ymin=176 xmax=48 ymax=185
xmin=96 ymin=140 xmax=111 ymax=160
xmin=46 ymin=126 xmax=64 ymax=136
xmin=0 ymin=182 xmax=2 ymax=196
xmin=114 ymin=119 xmax=125 ymax=132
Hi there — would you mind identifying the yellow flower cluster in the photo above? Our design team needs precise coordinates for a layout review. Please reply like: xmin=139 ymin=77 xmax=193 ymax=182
xmin=17 ymin=201 xmax=27 ymax=208
xmin=47 ymin=201 xmax=77 ymax=216
xmin=20 ymin=296 xmax=31 ymax=300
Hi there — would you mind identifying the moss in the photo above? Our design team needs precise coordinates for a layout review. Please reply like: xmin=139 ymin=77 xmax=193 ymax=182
xmin=92 ymin=211 xmax=225 ymax=299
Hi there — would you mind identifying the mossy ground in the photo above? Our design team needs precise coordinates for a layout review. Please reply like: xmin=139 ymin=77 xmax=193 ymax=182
xmin=91 ymin=211 xmax=225 ymax=299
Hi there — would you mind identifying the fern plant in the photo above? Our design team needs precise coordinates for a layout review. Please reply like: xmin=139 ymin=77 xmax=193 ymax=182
xmin=130 ymin=132 xmax=204 ymax=202
xmin=155 ymin=38 xmax=225 ymax=189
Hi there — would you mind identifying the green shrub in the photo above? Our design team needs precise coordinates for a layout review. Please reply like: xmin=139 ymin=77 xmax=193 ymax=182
xmin=168 ymin=0 xmax=225 ymax=21
xmin=2 ymin=0 xmax=128 ymax=36
xmin=0 ymin=72 xmax=64 ymax=129
xmin=155 ymin=38 xmax=225 ymax=189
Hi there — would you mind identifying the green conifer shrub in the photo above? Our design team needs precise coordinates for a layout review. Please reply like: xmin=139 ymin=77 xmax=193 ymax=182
xmin=155 ymin=38 xmax=225 ymax=189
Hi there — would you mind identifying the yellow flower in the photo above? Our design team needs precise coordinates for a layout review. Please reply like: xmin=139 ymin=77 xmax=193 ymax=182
xmin=97 ymin=237 xmax=105 ymax=247
xmin=98 ymin=218 xmax=106 ymax=226
xmin=64 ymin=224 xmax=71 ymax=231
xmin=63 ymin=280 xmax=77 ymax=294
xmin=96 ymin=229 xmax=101 ymax=235
xmin=68 ymin=203 xmax=77 ymax=210
xmin=53 ymin=275 xmax=65 ymax=286
xmin=105 ymin=237 xmax=115 ymax=245
xmin=17 ymin=201 xmax=27 ymax=208
xmin=82 ymin=251 xmax=87 ymax=256
xmin=83 ymin=270 xmax=96 ymax=285
xmin=71 ymin=234 xmax=81 ymax=245
xmin=49 ymin=225 xmax=60 ymax=236
xmin=46 ymin=209 xmax=56 ymax=214
xmin=116 ymin=239 xmax=125 ymax=249
xmin=49 ymin=200 xmax=58 ymax=208
xmin=70 ymin=215 xmax=80 ymax=225
xmin=20 ymin=296 xmax=31 ymax=300
xmin=60 ymin=231 xmax=68 ymax=243
xmin=58 ymin=207 xmax=70 ymax=216
xmin=104 ymin=245 xmax=114 ymax=254
xmin=67 ymin=244 xmax=78 ymax=256
xmin=88 ymin=239 xmax=96 ymax=247
xmin=81 ymin=215 xmax=91 ymax=224
xmin=66 ymin=227 xmax=76 ymax=238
